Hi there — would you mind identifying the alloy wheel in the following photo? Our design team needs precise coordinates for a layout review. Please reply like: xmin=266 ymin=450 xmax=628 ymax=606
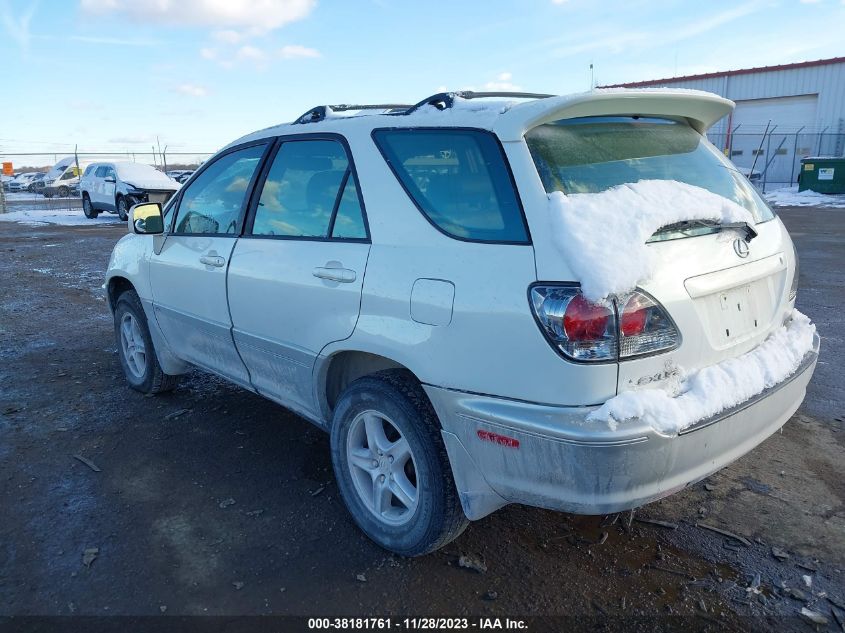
xmin=346 ymin=410 xmax=419 ymax=526
xmin=119 ymin=313 xmax=147 ymax=379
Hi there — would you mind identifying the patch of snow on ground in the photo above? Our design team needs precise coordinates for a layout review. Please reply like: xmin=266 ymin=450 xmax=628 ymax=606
xmin=587 ymin=310 xmax=816 ymax=436
xmin=548 ymin=180 xmax=755 ymax=302
xmin=0 ymin=206 xmax=121 ymax=226
xmin=764 ymin=186 xmax=845 ymax=208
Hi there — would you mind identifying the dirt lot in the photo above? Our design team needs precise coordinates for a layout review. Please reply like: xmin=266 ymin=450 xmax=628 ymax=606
xmin=0 ymin=207 xmax=842 ymax=630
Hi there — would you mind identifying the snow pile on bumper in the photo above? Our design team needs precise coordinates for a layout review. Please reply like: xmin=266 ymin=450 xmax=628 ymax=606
xmin=548 ymin=179 xmax=755 ymax=302
xmin=587 ymin=310 xmax=817 ymax=435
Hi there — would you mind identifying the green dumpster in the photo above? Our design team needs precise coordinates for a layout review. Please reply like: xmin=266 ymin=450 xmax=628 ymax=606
xmin=799 ymin=156 xmax=845 ymax=194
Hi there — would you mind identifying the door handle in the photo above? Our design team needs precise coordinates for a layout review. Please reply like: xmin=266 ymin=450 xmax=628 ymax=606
xmin=313 ymin=267 xmax=356 ymax=283
xmin=200 ymin=255 xmax=226 ymax=267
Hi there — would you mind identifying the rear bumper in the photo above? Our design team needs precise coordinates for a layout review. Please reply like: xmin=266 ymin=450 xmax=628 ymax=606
xmin=425 ymin=333 xmax=819 ymax=520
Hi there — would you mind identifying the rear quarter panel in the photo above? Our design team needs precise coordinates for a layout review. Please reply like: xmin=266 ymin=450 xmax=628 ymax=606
xmin=320 ymin=128 xmax=619 ymax=407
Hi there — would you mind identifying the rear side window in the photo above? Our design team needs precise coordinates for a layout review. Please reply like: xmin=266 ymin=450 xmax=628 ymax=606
xmin=373 ymin=129 xmax=529 ymax=243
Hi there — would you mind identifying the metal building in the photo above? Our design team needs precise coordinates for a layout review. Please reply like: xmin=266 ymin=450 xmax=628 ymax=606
xmin=603 ymin=57 xmax=845 ymax=190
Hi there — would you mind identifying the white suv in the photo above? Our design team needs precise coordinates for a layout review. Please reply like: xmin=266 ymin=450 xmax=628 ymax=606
xmin=105 ymin=89 xmax=819 ymax=556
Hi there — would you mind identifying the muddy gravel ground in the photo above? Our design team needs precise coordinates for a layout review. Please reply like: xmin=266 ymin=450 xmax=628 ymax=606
xmin=0 ymin=208 xmax=843 ymax=631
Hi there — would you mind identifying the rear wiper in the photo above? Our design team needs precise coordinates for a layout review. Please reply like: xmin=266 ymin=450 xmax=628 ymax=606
xmin=719 ymin=221 xmax=758 ymax=242
xmin=655 ymin=219 xmax=757 ymax=242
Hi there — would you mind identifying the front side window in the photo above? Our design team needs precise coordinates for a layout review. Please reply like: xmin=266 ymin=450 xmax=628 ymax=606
xmin=251 ymin=139 xmax=367 ymax=239
xmin=174 ymin=143 xmax=267 ymax=235
xmin=525 ymin=116 xmax=775 ymax=224
xmin=95 ymin=166 xmax=108 ymax=178
xmin=372 ymin=129 xmax=529 ymax=243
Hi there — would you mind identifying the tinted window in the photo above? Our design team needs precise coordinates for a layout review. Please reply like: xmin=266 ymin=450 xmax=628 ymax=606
xmin=95 ymin=166 xmax=108 ymax=178
xmin=83 ymin=165 xmax=96 ymax=177
xmin=373 ymin=129 xmax=528 ymax=243
xmin=174 ymin=144 xmax=266 ymax=235
xmin=331 ymin=176 xmax=366 ymax=239
xmin=252 ymin=139 xmax=364 ymax=239
xmin=525 ymin=117 xmax=775 ymax=223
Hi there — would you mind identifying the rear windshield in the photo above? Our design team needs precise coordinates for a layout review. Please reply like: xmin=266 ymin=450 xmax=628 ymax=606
xmin=525 ymin=116 xmax=774 ymax=224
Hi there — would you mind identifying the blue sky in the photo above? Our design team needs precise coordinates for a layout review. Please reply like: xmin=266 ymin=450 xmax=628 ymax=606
xmin=1 ymin=0 xmax=843 ymax=164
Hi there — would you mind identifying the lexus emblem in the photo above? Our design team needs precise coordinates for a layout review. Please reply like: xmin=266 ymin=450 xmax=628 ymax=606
xmin=733 ymin=238 xmax=750 ymax=258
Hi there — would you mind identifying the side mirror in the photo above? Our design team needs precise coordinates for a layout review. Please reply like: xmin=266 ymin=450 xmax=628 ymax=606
xmin=104 ymin=176 xmax=116 ymax=183
xmin=131 ymin=202 xmax=164 ymax=234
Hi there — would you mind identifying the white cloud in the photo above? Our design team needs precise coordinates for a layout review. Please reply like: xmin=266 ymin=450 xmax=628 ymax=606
xmin=278 ymin=44 xmax=320 ymax=59
xmin=237 ymin=44 xmax=266 ymax=62
xmin=212 ymin=29 xmax=243 ymax=44
xmin=1 ymin=0 xmax=37 ymax=54
xmin=484 ymin=71 xmax=521 ymax=91
xmin=199 ymin=47 xmax=217 ymax=60
xmin=174 ymin=83 xmax=209 ymax=97
xmin=79 ymin=0 xmax=316 ymax=33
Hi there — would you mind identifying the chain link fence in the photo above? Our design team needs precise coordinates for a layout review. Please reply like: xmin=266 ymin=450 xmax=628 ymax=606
xmin=0 ymin=150 xmax=213 ymax=214
xmin=706 ymin=130 xmax=845 ymax=193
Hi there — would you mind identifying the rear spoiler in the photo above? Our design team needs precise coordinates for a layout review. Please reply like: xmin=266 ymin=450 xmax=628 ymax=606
xmin=493 ymin=88 xmax=734 ymax=141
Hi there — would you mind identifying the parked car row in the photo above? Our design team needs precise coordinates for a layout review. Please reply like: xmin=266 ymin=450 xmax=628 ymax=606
xmin=2 ymin=157 xmax=191 ymax=205
xmin=2 ymin=172 xmax=45 ymax=193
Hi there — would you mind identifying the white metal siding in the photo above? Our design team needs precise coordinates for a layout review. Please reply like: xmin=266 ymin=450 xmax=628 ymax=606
xmin=636 ymin=61 xmax=845 ymax=136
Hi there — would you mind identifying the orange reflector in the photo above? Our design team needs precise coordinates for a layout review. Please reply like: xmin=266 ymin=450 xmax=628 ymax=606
xmin=477 ymin=429 xmax=520 ymax=449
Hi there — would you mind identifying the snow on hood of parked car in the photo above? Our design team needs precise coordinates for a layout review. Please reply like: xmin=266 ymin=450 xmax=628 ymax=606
xmin=548 ymin=179 xmax=755 ymax=303
xmin=587 ymin=309 xmax=816 ymax=436
xmin=114 ymin=163 xmax=180 ymax=190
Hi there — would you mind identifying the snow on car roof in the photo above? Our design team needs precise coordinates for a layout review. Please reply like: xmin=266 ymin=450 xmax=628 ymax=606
xmin=113 ymin=161 xmax=175 ymax=184
xmin=226 ymin=87 xmax=734 ymax=150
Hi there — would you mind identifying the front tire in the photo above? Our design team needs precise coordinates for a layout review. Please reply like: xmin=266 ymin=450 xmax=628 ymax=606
xmin=330 ymin=370 xmax=468 ymax=556
xmin=82 ymin=194 xmax=99 ymax=219
xmin=114 ymin=290 xmax=178 ymax=394
xmin=116 ymin=196 xmax=129 ymax=221
xmin=57 ymin=185 xmax=69 ymax=197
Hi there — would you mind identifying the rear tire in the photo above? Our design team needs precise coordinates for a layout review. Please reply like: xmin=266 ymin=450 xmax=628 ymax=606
xmin=114 ymin=290 xmax=178 ymax=394
xmin=116 ymin=196 xmax=129 ymax=221
xmin=330 ymin=370 xmax=468 ymax=556
xmin=82 ymin=194 xmax=99 ymax=219
xmin=57 ymin=185 xmax=69 ymax=197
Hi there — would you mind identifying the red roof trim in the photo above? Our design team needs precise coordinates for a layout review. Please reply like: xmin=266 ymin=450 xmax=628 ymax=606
xmin=600 ymin=56 xmax=845 ymax=88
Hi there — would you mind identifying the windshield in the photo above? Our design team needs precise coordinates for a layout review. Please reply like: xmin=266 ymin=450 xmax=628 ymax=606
xmin=525 ymin=116 xmax=774 ymax=225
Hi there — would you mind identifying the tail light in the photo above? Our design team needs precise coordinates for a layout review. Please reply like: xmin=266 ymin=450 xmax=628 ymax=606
xmin=788 ymin=242 xmax=799 ymax=302
xmin=530 ymin=286 xmax=679 ymax=362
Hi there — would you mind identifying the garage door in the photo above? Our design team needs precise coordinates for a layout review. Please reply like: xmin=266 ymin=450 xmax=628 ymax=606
xmin=727 ymin=94 xmax=819 ymax=187
xmin=733 ymin=94 xmax=819 ymax=130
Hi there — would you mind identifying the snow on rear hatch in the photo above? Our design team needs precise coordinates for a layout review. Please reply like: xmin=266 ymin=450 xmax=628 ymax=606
xmin=522 ymin=108 xmax=816 ymax=433
xmin=547 ymin=180 xmax=754 ymax=302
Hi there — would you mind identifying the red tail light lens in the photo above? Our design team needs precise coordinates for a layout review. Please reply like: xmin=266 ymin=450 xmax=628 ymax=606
xmin=617 ymin=291 xmax=680 ymax=358
xmin=564 ymin=294 xmax=611 ymax=340
xmin=530 ymin=286 xmax=679 ymax=362
xmin=620 ymin=294 xmax=648 ymax=336
xmin=530 ymin=287 xmax=617 ymax=361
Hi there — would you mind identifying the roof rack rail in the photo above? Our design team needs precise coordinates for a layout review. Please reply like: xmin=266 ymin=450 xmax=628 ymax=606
xmin=404 ymin=90 xmax=555 ymax=115
xmin=294 ymin=103 xmax=413 ymax=124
